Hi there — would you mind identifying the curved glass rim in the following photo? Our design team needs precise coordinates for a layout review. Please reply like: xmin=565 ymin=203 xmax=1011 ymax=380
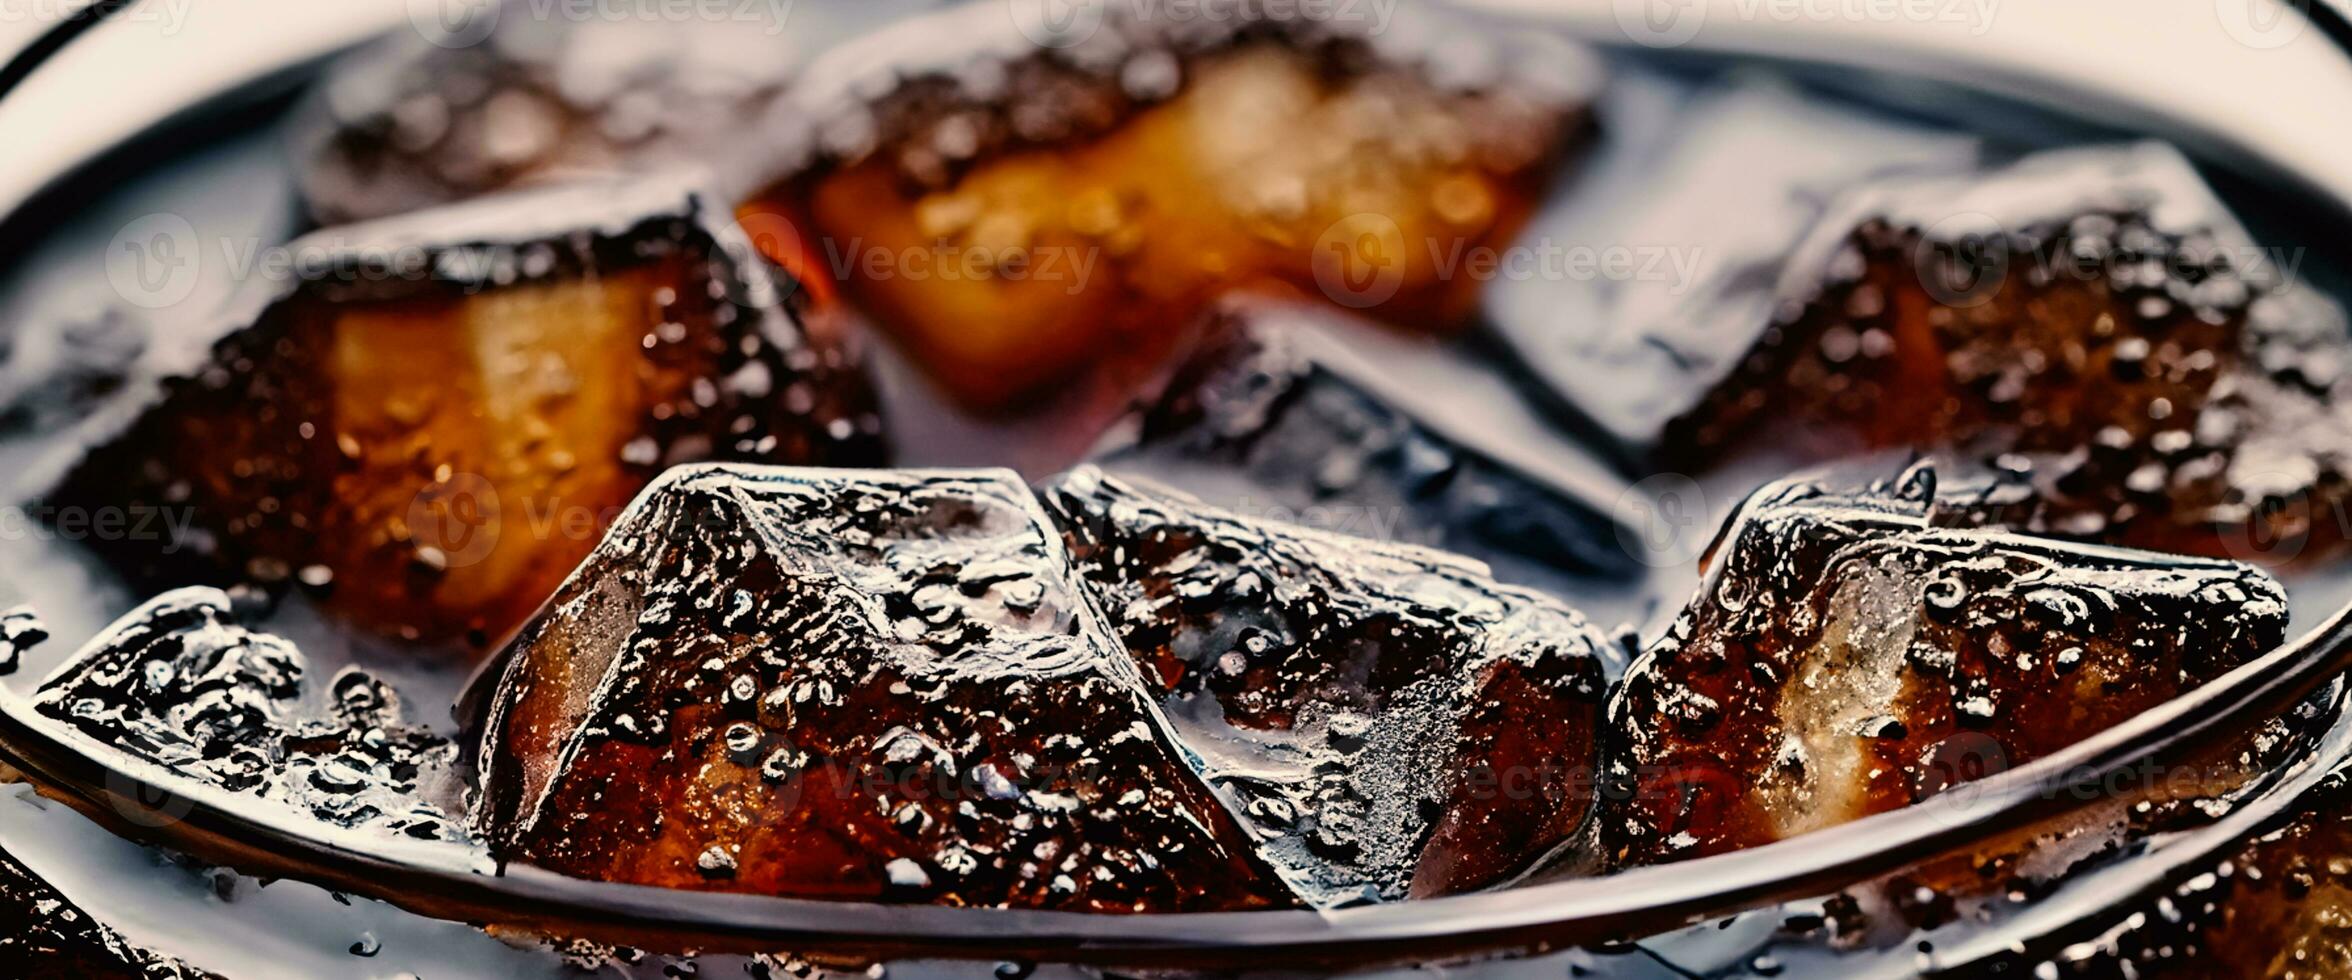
xmin=5 ymin=604 xmax=2347 ymax=970
xmin=5 ymin=1 xmax=2352 ymax=971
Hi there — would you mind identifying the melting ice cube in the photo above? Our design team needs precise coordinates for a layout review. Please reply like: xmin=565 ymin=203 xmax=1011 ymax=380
xmin=735 ymin=0 xmax=1598 ymax=409
xmin=0 ymin=841 xmax=215 ymax=978
xmin=1095 ymin=300 xmax=1636 ymax=585
xmin=470 ymin=465 xmax=1291 ymax=911
xmin=1645 ymin=142 xmax=2352 ymax=561
xmin=1042 ymin=466 xmax=1608 ymax=904
xmin=1602 ymin=463 xmax=2287 ymax=867
xmin=46 ymin=176 xmax=882 ymax=646
xmin=30 ymin=588 xmax=468 ymax=844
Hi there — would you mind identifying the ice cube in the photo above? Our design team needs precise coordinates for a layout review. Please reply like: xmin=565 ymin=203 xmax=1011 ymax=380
xmin=2192 ymin=808 xmax=2352 ymax=979
xmin=294 ymin=0 xmax=937 ymax=223
xmin=1095 ymin=300 xmax=1635 ymax=582
xmin=735 ymin=1 xmax=1598 ymax=410
xmin=0 ymin=844 xmax=215 ymax=978
xmin=1654 ymin=143 xmax=2352 ymax=560
xmin=471 ymin=465 xmax=1291 ymax=911
xmin=1601 ymin=463 xmax=2287 ymax=867
xmin=1041 ymin=466 xmax=1608 ymax=904
xmin=297 ymin=14 xmax=666 ymax=225
xmin=30 ymin=588 xmax=467 ymax=842
xmin=47 ymin=176 xmax=882 ymax=645
xmin=1490 ymin=78 xmax=1977 ymax=450
xmin=2031 ymin=777 xmax=2352 ymax=978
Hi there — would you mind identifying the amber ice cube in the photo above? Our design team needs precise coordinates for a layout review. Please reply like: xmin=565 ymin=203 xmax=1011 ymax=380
xmin=740 ymin=2 xmax=1596 ymax=410
xmin=1098 ymin=301 xmax=1635 ymax=582
xmin=1600 ymin=464 xmax=2287 ymax=868
xmin=1041 ymin=466 xmax=1608 ymax=905
xmin=50 ymin=177 xmax=882 ymax=646
xmin=2193 ymin=801 xmax=2352 ymax=980
xmin=1986 ymin=779 xmax=2347 ymax=979
xmin=471 ymin=465 xmax=1291 ymax=911
xmin=1659 ymin=142 xmax=2352 ymax=561
xmin=0 ymin=844 xmax=216 ymax=979
xmin=2028 ymin=771 xmax=2352 ymax=980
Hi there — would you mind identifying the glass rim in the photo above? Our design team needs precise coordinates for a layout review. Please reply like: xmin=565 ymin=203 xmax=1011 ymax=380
xmin=4 ymin=602 xmax=2346 ymax=970
xmin=6 ymin=2 xmax=2352 ymax=971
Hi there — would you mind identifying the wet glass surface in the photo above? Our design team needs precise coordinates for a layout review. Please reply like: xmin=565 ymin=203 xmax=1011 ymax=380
xmin=0 ymin=2 xmax=2348 ymax=977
